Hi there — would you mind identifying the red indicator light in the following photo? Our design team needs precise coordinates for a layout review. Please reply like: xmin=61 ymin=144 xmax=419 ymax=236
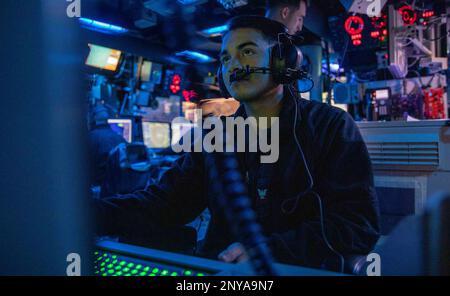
xmin=172 ymin=74 xmax=181 ymax=85
xmin=344 ymin=16 xmax=364 ymax=35
xmin=181 ymin=89 xmax=198 ymax=102
xmin=399 ymin=5 xmax=417 ymax=25
xmin=422 ymin=11 xmax=434 ymax=18
xmin=170 ymin=74 xmax=182 ymax=94
xmin=352 ymin=39 xmax=362 ymax=46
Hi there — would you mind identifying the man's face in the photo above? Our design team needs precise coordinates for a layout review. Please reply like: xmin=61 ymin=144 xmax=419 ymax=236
xmin=283 ymin=1 xmax=307 ymax=35
xmin=220 ymin=28 xmax=276 ymax=102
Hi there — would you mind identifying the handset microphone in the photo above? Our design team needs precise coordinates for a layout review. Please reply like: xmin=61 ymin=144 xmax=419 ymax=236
xmin=229 ymin=65 xmax=272 ymax=83
xmin=228 ymin=65 xmax=312 ymax=93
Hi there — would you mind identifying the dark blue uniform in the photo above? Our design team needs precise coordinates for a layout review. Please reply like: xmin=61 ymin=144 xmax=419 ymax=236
xmin=88 ymin=124 xmax=126 ymax=187
xmin=96 ymin=92 xmax=380 ymax=270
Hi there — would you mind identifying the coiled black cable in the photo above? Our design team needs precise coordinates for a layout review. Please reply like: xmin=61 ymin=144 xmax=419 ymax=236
xmin=205 ymin=151 xmax=278 ymax=276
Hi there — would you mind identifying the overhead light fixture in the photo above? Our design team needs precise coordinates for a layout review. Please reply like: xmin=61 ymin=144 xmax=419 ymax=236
xmin=198 ymin=25 xmax=229 ymax=37
xmin=177 ymin=0 xmax=208 ymax=5
xmin=175 ymin=50 xmax=216 ymax=63
xmin=79 ymin=18 xmax=128 ymax=34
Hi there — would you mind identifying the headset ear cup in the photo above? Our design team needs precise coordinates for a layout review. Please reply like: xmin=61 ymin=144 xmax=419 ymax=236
xmin=217 ymin=66 xmax=231 ymax=98
xmin=271 ymin=43 xmax=303 ymax=84
xmin=271 ymin=45 xmax=284 ymax=84
xmin=286 ymin=44 xmax=302 ymax=69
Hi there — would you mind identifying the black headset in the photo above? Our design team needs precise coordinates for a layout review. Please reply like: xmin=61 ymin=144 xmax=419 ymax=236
xmin=217 ymin=16 xmax=303 ymax=98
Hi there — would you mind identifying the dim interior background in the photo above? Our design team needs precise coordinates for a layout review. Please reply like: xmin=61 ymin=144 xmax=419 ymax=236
xmin=0 ymin=0 xmax=449 ymax=276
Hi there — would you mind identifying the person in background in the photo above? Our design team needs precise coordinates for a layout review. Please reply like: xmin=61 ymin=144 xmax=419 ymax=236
xmin=265 ymin=0 xmax=308 ymax=35
xmin=88 ymin=104 xmax=125 ymax=188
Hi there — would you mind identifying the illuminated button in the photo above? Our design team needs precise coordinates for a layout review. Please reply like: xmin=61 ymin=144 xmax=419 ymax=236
xmin=127 ymin=263 xmax=134 ymax=268
xmin=107 ymin=264 xmax=114 ymax=269
xmin=149 ymin=273 xmax=156 ymax=276
xmin=139 ymin=272 xmax=146 ymax=276
xmin=131 ymin=270 xmax=138 ymax=275
xmin=170 ymin=272 xmax=178 ymax=276
xmin=94 ymin=251 xmax=99 ymax=255
xmin=94 ymin=271 xmax=99 ymax=274
xmin=102 ymin=273 xmax=108 ymax=276
xmin=161 ymin=270 xmax=169 ymax=276
xmin=115 ymin=265 xmax=122 ymax=270
xmin=152 ymin=268 xmax=159 ymax=274
xmin=97 ymin=257 xmax=103 ymax=261
xmin=111 ymin=255 xmax=117 ymax=259
xmin=103 ymin=253 xmax=108 ymax=257
xmin=197 ymin=273 xmax=204 ymax=276
xmin=119 ymin=261 xmax=126 ymax=266
xmin=135 ymin=264 xmax=142 ymax=270
xmin=108 ymin=269 xmax=115 ymax=274
xmin=112 ymin=260 xmax=118 ymax=264
xmin=100 ymin=267 xmax=106 ymax=272
xmin=100 ymin=262 xmax=106 ymax=267
xmin=105 ymin=258 xmax=110 ymax=263
xmin=116 ymin=271 xmax=123 ymax=276
xmin=143 ymin=267 xmax=150 ymax=272
xmin=125 ymin=274 xmax=131 ymax=276
xmin=123 ymin=267 xmax=130 ymax=272
xmin=184 ymin=270 xmax=192 ymax=276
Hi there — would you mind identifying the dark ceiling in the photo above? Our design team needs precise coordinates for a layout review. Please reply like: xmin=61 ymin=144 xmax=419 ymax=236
xmin=80 ymin=0 xmax=350 ymax=64
xmin=80 ymin=0 xmax=444 ymax=63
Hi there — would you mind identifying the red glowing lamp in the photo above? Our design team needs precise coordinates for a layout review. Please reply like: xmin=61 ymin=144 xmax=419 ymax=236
xmin=422 ymin=11 xmax=434 ymax=18
xmin=352 ymin=39 xmax=362 ymax=46
xmin=399 ymin=5 xmax=417 ymax=25
xmin=344 ymin=16 xmax=364 ymax=35
xmin=182 ymin=90 xmax=198 ymax=102
xmin=170 ymin=74 xmax=182 ymax=94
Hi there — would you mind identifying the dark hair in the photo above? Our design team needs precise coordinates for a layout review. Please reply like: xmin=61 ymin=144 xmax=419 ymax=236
xmin=266 ymin=0 xmax=308 ymax=11
xmin=224 ymin=15 xmax=288 ymax=43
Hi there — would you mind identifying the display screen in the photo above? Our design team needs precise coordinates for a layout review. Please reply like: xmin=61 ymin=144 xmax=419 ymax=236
xmin=86 ymin=44 xmax=122 ymax=71
xmin=107 ymin=119 xmax=132 ymax=143
xmin=140 ymin=61 xmax=152 ymax=82
xmin=151 ymin=63 xmax=163 ymax=84
xmin=140 ymin=60 xmax=163 ymax=84
xmin=142 ymin=122 xmax=171 ymax=149
xmin=375 ymin=89 xmax=390 ymax=100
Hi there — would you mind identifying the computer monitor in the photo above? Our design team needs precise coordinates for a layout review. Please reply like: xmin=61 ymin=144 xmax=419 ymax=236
xmin=171 ymin=122 xmax=195 ymax=145
xmin=140 ymin=60 xmax=152 ymax=82
xmin=85 ymin=44 xmax=122 ymax=72
xmin=150 ymin=63 xmax=163 ymax=84
xmin=140 ymin=60 xmax=163 ymax=84
xmin=107 ymin=119 xmax=132 ymax=143
xmin=142 ymin=122 xmax=171 ymax=149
